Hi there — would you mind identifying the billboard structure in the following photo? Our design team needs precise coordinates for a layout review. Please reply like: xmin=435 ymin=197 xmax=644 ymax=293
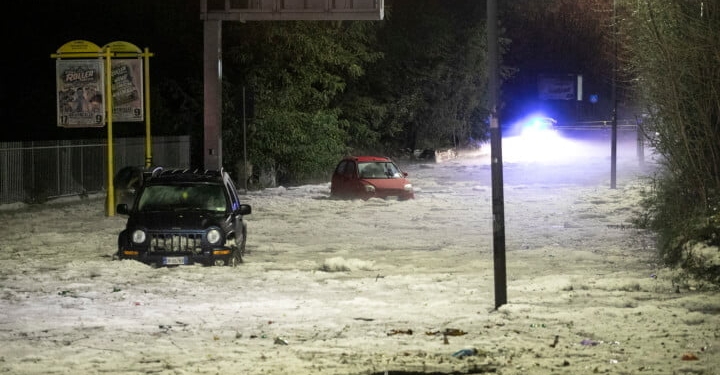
xmin=201 ymin=0 xmax=383 ymax=21
xmin=52 ymin=40 xmax=154 ymax=216
xmin=199 ymin=0 xmax=384 ymax=170
xmin=537 ymin=74 xmax=577 ymax=101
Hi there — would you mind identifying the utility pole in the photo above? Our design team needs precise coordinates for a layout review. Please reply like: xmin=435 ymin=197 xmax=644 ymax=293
xmin=610 ymin=0 xmax=618 ymax=189
xmin=487 ymin=0 xmax=507 ymax=309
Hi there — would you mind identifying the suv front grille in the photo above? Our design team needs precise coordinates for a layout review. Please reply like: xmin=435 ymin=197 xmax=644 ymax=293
xmin=149 ymin=232 xmax=203 ymax=254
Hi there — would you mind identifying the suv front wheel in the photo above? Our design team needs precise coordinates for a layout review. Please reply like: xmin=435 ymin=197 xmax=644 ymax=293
xmin=228 ymin=245 xmax=243 ymax=267
xmin=226 ymin=232 xmax=245 ymax=267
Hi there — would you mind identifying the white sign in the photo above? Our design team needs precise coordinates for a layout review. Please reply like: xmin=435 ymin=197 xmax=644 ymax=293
xmin=538 ymin=75 xmax=575 ymax=101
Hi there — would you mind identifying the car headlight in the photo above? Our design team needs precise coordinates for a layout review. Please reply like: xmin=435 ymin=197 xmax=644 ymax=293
xmin=131 ymin=229 xmax=146 ymax=244
xmin=404 ymin=183 xmax=413 ymax=192
xmin=364 ymin=184 xmax=376 ymax=193
xmin=207 ymin=228 xmax=222 ymax=245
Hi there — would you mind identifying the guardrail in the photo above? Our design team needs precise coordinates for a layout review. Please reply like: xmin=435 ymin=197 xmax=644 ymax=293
xmin=560 ymin=119 xmax=640 ymax=129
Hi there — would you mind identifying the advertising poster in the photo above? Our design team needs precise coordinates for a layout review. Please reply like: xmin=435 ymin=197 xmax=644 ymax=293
xmin=56 ymin=59 xmax=106 ymax=127
xmin=111 ymin=59 xmax=144 ymax=122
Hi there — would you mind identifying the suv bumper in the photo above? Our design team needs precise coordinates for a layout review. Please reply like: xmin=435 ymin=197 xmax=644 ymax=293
xmin=118 ymin=247 xmax=233 ymax=267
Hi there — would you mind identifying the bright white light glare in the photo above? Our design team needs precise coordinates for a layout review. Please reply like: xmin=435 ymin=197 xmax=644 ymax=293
xmin=502 ymin=131 xmax=589 ymax=164
xmin=520 ymin=116 xmax=557 ymax=137
xmin=502 ymin=113 xmax=583 ymax=164
xmin=507 ymin=112 xmax=555 ymax=136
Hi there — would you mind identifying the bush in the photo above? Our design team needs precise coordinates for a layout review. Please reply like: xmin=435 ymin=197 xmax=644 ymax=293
xmin=636 ymin=172 xmax=720 ymax=286
xmin=622 ymin=0 xmax=720 ymax=287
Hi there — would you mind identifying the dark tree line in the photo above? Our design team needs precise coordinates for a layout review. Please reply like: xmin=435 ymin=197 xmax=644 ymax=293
xmin=218 ymin=1 xmax=494 ymax=183
xmin=6 ymin=0 xmax=618 ymax=183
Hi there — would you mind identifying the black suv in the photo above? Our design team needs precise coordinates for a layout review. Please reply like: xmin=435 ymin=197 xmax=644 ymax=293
xmin=116 ymin=168 xmax=252 ymax=267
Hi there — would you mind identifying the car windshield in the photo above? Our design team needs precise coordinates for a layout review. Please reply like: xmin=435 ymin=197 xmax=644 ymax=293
xmin=358 ymin=161 xmax=403 ymax=179
xmin=136 ymin=183 xmax=227 ymax=212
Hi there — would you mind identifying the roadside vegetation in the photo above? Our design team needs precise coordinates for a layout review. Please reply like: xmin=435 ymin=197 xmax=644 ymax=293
xmin=621 ymin=0 xmax=720 ymax=286
xmin=219 ymin=1 xmax=496 ymax=184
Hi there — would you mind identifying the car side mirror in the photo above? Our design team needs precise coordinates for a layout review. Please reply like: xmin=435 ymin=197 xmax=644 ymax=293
xmin=237 ymin=204 xmax=252 ymax=216
xmin=117 ymin=204 xmax=130 ymax=215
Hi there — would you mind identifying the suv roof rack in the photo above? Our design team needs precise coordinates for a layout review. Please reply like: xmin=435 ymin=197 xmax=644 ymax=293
xmin=143 ymin=167 xmax=227 ymax=183
xmin=137 ymin=166 xmax=230 ymax=184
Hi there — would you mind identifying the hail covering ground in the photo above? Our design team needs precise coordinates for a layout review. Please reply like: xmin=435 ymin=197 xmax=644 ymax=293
xmin=0 ymin=131 xmax=718 ymax=375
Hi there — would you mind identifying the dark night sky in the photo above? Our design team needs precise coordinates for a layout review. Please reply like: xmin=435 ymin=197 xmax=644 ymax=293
xmin=1 ymin=1 xmax=200 ymax=142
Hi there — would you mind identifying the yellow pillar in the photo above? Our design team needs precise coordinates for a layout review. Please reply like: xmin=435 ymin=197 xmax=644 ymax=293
xmin=144 ymin=47 xmax=153 ymax=167
xmin=105 ymin=48 xmax=115 ymax=216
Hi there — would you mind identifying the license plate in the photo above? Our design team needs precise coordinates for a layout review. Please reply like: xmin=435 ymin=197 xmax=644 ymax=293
xmin=163 ymin=256 xmax=188 ymax=265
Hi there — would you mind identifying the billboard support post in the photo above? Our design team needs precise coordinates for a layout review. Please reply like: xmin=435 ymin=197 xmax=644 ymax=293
xmin=144 ymin=47 xmax=153 ymax=167
xmin=104 ymin=48 xmax=115 ymax=216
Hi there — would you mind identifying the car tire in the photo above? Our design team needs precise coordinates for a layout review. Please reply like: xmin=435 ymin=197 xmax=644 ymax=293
xmin=228 ymin=246 xmax=243 ymax=267
xmin=115 ymin=230 xmax=127 ymax=260
xmin=239 ymin=224 xmax=248 ymax=256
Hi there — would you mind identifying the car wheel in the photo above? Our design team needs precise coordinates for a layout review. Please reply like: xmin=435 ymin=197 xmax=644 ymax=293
xmin=228 ymin=246 xmax=243 ymax=267
xmin=239 ymin=224 xmax=248 ymax=256
xmin=227 ymin=248 xmax=243 ymax=267
xmin=115 ymin=231 xmax=127 ymax=260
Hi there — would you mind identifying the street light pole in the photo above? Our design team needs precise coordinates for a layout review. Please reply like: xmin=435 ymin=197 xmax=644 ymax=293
xmin=610 ymin=0 xmax=618 ymax=189
xmin=487 ymin=0 xmax=507 ymax=309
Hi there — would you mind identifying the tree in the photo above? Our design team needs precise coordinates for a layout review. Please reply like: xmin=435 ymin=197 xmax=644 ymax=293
xmin=621 ymin=0 xmax=720 ymax=284
xmin=355 ymin=0 xmax=493 ymax=151
xmin=222 ymin=20 xmax=381 ymax=183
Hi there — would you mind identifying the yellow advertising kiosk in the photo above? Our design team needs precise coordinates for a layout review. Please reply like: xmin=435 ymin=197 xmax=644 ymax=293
xmin=52 ymin=40 xmax=153 ymax=216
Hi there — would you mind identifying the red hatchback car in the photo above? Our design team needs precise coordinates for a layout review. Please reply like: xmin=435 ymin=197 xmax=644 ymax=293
xmin=330 ymin=156 xmax=415 ymax=200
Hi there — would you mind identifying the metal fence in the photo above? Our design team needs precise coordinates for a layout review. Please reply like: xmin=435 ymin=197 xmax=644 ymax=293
xmin=0 ymin=136 xmax=190 ymax=205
